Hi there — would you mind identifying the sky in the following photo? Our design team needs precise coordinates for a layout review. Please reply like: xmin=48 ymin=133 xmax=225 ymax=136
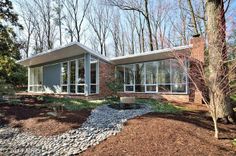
xmin=11 ymin=0 xmax=236 ymax=58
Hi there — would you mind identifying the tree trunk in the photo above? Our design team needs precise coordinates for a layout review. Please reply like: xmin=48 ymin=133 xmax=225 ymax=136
xmin=206 ymin=0 xmax=235 ymax=126
xmin=187 ymin=0 xmax=199 ymax=35
xmin=213 ymin=116 xmax=219 ymax=138
xmin=144 ymin=0 xmax=153 ymax=51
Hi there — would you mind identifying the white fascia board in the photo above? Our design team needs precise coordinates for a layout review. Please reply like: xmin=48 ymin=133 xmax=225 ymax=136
xmin=110 ymin=45 xmax=193 ymax=61
xmin=17 ymin=42 xmax=111 ymax=66
xmin=17 ymin=42 xmax=79 ymax=64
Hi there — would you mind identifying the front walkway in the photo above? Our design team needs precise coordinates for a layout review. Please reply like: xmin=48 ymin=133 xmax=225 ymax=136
xmin=0 ymin=104 xmax=152 ymax=155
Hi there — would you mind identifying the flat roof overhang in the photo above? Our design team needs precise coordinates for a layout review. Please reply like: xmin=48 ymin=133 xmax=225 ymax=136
xmin=110 ymin=45 xmax=192 ymax=65
xmin=17 ymin=42 xmax=110 ymax=67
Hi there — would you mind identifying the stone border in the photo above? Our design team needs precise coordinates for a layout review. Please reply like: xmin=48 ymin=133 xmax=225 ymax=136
xmin=0 ymin=104 xmax=152 ymax=155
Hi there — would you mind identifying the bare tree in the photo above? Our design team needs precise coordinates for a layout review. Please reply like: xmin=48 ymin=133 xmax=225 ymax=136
xmin=172 ymin=0 xmax=235 ymax=139
xmin=106 ymin=0 xmax=154 ymax=51
xmin=16 ymin=0 xmax=35 ymax=57
xmin=53 ymin=0 xmax=64 ymax=45
xmin=206 ymin=0 xmax=235 ymax=129
xmin=135 ymin=12 xmax=145 ymax=52
xmin=110 ymin=10 xmax=123 ymax=56
xmin=187 ymin=0 xmax=199 ymax=36
xmin=87 ymin=3 xmax=111 ymax=56
xmin=150 ymin=1 xmax=172 ymax=49
xmin=35 ymin=0 xmax=55 ymax=49
xmin=63 ymin=0 xmax=91 ymax=42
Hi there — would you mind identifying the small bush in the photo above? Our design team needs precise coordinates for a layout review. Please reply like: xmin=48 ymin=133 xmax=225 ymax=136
xmin=106 ymin=80 xmax=123 ymax=96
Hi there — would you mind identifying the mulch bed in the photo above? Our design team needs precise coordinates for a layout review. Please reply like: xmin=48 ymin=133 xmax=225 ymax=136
xmin=82 ymin=104 xmax=236 ymax=156
xmin=0 ymin=104 xmax=91 ymax=136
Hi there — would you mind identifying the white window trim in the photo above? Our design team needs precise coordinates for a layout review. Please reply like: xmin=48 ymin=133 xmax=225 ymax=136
xmin=60 ymin=61 xmax=69 ymax=93
xmin=60 ymin=58 xmax=86 ymax=95
xmin=89 ymin=58 xmax=99 ymax=94
xmin=121 ymin=59 xmax=188 ymax=94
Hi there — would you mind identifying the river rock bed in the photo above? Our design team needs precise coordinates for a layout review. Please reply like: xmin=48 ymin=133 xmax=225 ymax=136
xmin=0 ymin=104 xmax=152 ymax=155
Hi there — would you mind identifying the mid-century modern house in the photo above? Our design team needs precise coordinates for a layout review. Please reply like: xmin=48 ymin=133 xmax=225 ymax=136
xmin=17 ymin=37 xmax=205 ymax=103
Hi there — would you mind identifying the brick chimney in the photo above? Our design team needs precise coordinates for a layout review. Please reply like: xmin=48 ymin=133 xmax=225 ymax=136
xmin=189 ymin=36 xmax=205 ymax=104
xmin=190 ymin=36 xmax=205 ymax=62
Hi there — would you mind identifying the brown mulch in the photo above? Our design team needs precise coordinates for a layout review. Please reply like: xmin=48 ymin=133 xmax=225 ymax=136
xmin=0 ymin=104 xmax=90 ymax=136
xmin=82 ymin=104 xmax=236 ymax=156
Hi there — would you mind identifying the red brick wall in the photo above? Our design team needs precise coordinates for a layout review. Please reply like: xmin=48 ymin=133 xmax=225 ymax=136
xmin=98 ymin=60 xmax=115 ymax=97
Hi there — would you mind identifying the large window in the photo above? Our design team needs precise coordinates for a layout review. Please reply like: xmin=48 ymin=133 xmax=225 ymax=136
xmin=124 ymin=64 xmax=135 ymax=92
xmin=171 ymin=59 xmax=187 ymax=93
xmin=61 ymin=62 xmax=68 ymax=92
xmin=70 ymin=60 xmax=76 ymax=93
xmin=158 ymin=60 xmax=171 ymax=92
xmin=77 ymin=58 xmax=85 ymax=93
xmin=135 ymin=63 xmax=145 ymax=92
xmin=116 ymin=59 xmax=188 ymax=94
xmin=115 ymin=65 xmax=124 ymax=91
xmin=29 ymin=67 xmax=43 ymax=92
xmin=146 ymin=62 xmax=158 ymax=92
xmin=90 ymin=57 xmax=98 ymax=94
xmin=61 ymin=58 xmax=85 ymax=94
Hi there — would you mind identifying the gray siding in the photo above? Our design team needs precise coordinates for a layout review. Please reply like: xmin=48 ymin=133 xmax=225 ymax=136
xmin=43 ymin=63 xmax=61 ymax=92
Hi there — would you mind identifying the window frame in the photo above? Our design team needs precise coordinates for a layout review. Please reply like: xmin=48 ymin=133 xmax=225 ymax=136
xmin=90 ymin=57 xmax=99 ymax=94
xmin=60 ymin=57 xmax=86 ymax=94
xmin=28 ymin=67 xmax=43 ymax=93
xmin=120 ymin=58 xmax=188 ymax=94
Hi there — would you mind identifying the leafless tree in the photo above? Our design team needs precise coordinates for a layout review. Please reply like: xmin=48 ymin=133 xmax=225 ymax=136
xmin=171 ymin=0 xmax=235 ymax=139
xmin=135 ymin=12 xmax=145 ymax=53
xmin=53 ymin=0 xmax=64 ymax=45
xmin=63 ymin=0 xmax=91 ymax=42
xmin=106 ymin=0 xmax=154 ymax=51
xmin=87 ymin=3 xmax=111 ymax=56
xmin=150 ymin=1 xmax=172 ymax=49
xmin=110 ymin=10 xmax=123 ymax=56
xmin=34 ymin=0 xmax=56 ymax=50
xmin=16 ymin=0 xmax=35 ymax=57
xmin=187 ymin=0 xmax=199 ymax=36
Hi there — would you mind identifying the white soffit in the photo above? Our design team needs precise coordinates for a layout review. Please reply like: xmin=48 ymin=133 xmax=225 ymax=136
xmin=110 ymin=45 xmax=193 ymax=65
xmin=17 ymin=42 xmax=110 ymax=66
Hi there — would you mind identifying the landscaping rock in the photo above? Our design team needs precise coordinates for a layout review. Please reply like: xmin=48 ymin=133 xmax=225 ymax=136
xmin=0 ymin=104 xmax=152 ymax=155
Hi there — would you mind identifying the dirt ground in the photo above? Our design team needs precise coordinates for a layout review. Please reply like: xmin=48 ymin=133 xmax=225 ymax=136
xmin=82 ymin=104 xmax=236 ymax=156
xmin=0 ymin=104 xmax=90 ymax=136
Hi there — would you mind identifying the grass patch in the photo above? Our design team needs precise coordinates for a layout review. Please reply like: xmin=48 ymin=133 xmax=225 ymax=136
xmin=45 ymin=97 xmax=184 ymax=113
xmin=44 ymin=96 xmax=117 ymax=111
xmin=136 ymin=99 xmax=184 ymax=113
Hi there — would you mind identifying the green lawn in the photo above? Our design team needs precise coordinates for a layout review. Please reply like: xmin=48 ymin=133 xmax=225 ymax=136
xmin=44 ymin=96 xmax=116 ymax=111
xmin=24 ymin=96 xmax=184 ymax=113
xmin=136 ymin=98 xmax=184 ymax=113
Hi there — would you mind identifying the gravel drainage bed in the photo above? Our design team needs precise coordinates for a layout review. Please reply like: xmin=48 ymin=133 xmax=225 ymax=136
xmin=0 ymin=104 xmax=152 ymax=156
